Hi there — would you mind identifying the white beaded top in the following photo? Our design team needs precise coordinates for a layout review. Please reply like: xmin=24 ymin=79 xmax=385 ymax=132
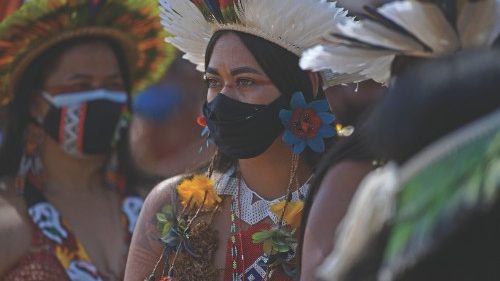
xmin=215 ymin=166 xmax=310 ymax=226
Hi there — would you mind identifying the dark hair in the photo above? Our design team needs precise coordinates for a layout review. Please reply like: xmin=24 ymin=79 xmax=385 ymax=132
xmin=365 ymin=49 xmax=500 ymax=164
xmin=0 ymin=36 xmax=132 ymax=178
xmin=204 ymin=30 xmax=326 ymax=171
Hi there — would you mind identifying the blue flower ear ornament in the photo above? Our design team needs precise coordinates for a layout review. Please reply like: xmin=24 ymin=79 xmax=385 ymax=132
xmin=279 ymin=92 xmax=336 ymax=154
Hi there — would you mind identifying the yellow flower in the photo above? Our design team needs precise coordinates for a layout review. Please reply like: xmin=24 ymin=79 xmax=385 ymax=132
xmin=176 ymin=175 xmax=222 ymax=210
xmin=270 ymin=200 xmax=304 ymax=230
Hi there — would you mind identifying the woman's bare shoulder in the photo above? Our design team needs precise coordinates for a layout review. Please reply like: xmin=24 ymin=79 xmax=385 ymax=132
xmin=124 ymin=174 xmax=186 ymax=281
xmin=0 ymin=181 xmax=32 ymax=276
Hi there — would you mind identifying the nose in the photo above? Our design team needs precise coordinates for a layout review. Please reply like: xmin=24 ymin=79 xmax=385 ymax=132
xmin=220 ymin=83 xmax=240 ymax=101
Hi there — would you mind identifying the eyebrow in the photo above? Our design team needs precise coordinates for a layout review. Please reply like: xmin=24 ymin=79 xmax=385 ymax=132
xmin=205 ymin=66 xmax=264 ymax=76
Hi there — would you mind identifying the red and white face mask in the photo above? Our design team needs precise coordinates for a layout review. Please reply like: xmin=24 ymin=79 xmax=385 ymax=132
xmin=40 ymin=88 xmax=128 ymax=157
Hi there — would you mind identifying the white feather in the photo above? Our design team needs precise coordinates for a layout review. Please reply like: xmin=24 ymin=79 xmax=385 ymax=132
xmin=300 ymin=45 xmax=394 ymax=85
xmin=458 ymin=0 xmax=497 ymax=48
xmin=488 ymin=0 xmax=500 ymax=44
xmin=159 ymin=0 xmax=213 ymax=69
xmin=378 ymin=1 xmax=459 ymax=54
xmin=300 ymin=0 xmax=499 ymax=86
xmin=335 ymin=18 xmax=425 ymax=53
xmin=159 ymin=0 xmax=351 ymax=72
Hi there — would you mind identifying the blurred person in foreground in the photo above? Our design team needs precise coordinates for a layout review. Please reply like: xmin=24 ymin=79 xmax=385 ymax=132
xmin=298 ymin=0 xmax=500 ymax=280
xmin=318 ymin=49 xmax=500 ymax=281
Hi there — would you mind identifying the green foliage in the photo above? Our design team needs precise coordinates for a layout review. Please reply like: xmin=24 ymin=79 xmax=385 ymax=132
xmin=384 ymin=130 xmax=500 ymax=269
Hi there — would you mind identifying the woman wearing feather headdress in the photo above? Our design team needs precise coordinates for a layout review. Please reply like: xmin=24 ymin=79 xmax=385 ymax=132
xmin=0 ymin=0 xmax=173 ymax=280
xmin=124 ymin=0 xmax=356 ymax=280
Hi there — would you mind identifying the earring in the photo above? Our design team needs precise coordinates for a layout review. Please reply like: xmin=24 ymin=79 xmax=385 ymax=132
xmin=197 ymin=115 xmax=212 ymax=153
xmin=16 ymin=124 xmax=45 ymax=194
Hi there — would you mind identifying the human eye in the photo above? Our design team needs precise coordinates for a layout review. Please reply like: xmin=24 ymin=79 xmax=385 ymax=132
xmin=236 ymin=78 xmax=255 ymax=88
xmin=204 ymin=76 xmax=222 ymax=89
xmin=67 ymin=82 xmax=92 ymax=92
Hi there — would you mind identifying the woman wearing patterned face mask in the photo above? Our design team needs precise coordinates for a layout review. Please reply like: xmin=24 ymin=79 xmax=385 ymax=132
xmin=124 ymin=1 xmax=356 ymax=281
xmin=0 ymin=1 xmax=174 ymax=280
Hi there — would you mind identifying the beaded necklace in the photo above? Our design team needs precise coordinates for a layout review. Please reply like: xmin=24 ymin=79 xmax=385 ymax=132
xmin=229 ymin=154 xmax=302 ymax=281
xmin=229 ymin=175 xmax=246 ymax=280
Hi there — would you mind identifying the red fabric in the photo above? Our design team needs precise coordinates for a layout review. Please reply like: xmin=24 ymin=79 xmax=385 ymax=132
xmin=4 ymin=228 xmax=69 ymax=281
xmin=224 ymin=222 xmax=292 ymax=281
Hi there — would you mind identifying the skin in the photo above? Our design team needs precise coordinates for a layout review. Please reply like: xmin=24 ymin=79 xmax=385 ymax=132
xmin=0 ymin=42 xmax=130 ymax=279
xmin=325 ymin=80 xmax=384 ymax=125
xmin=125 ymin=32 xmax=318 ymax=280
xmin=299 ymin=9 xmax=386 ymax=276
xmin=300 ymin=161 xmax=374 ymax=281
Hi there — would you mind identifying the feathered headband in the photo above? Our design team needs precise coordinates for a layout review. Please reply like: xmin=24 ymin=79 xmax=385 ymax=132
xmin=0 ymin=0 xmax=176 ymax=106
xmin=159 ymin=0 xmax=350 ymax=80
xmin=300 ymin=0 xmax=500 ymax=86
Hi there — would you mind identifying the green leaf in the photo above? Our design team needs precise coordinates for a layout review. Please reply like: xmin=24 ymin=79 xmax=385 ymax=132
xmin=161 ymin=205 xmax=175 ymax=220
xmin=384 ymin=222 xmax=412 ymax=264
xmin=484 ymin=157 xmax=500 ymax=203
xmin=274 ymin=243 xmax=291 ymax=253
xmin=273 ymin=239 xmax=289 ymax=247
xmin=252 ymin=230 xmax=274 ymax=243
xmin=156 ymin=213 xmax=167 ymax=222
xmin=161 ymin=222 xmax=172 ymax=237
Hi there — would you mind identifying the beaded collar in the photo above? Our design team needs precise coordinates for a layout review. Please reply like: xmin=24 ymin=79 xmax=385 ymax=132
xmin=215 ymin=166 xmax=310 ymax=226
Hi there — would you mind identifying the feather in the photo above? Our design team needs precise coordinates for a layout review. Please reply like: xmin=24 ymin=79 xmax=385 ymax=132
xmin=317 ymin=111 xmax=500 ymax=281
xmin=160 ymin=0 xmax=352 ymax=71
xmin=377 ymin=1 xmax=459 ymax=54
xmin=203 ymin=0 xmax=223 ymax=22
xmin=300 ymin=44 xmax=395 ymax=85
xmin=488 ymin=0 xmax=500 ymax=44
xmin=335 ymin=19 xmax=427 ymax=53
xmin=458 ymin=0 xmax=497 ymax=48
xmin=363 ymin=5 xmax=433 ymax=52
xmin=301 ymin=0 xmax=498 ymax=86
xmin=320 ymin=71 xmax=367 ymax=88
xmin=329 ymin=33 xmax=403 ymax=53
xmin=159 ymin=0 xmax=212 ymax=69
xmin=435 ymin=0 xmax=459 ymax=26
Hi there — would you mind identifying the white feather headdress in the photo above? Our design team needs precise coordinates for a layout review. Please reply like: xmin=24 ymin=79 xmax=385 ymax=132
xmin=300 ymin=0 xmax=500 ymax=86
xmin=159 ymin=0 xmax=350 ymax=76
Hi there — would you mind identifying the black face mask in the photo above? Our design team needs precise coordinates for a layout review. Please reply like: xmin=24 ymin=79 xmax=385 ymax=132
xmin=203 ymin=94 xmax=288 ymax=159
xmin=41 ymin=90 xmax=127 ymax=157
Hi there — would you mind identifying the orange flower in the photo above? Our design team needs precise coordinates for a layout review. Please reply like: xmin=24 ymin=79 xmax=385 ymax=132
xmin=270 ymin=201 xmax=304 ymax=230
xmin=176 ymin=175 xmax=221 ymax=210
